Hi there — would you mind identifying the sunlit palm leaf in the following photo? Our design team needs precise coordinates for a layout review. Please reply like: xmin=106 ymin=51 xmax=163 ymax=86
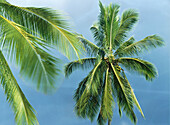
xmin=115 ymin=35 xmax=164 ymax=57
xmin=0 ymin=15 xmax=60 ymax=93
xmin=110 ymin=63 xmax=137 ymax=123
xmin=75 ymin=60 xmax=103 ymax=117
xmin=106 ymin=4 xmax=120 ymax=50
xmin=117 ymin=57 xmax=158 ymax=81
xmin=115 ymin=9 xmax=138 ymax=44
xmin=0 ymin=2 xmax=84 ymax=59
xmin=0 ymin=51 xmax=38 ymax=125
xmin=100 ymin=68 xmax=114 ymax=123
xmin=121 ymin=71 xmax=144 ymax=118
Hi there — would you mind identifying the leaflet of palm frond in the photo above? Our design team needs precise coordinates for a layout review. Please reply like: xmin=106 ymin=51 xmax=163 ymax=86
xmin=65 ymin=57 xmax=96 ymax=77
xmin=115 ymin=35 xmax=164 ymax=57
xmin=0 ymin=2 xmax=84 ymax=59
xmin=78 ymin=36 xmax=99 ymax=56
xmin=114 ymin=37 xmax=135 ymax=57
xmin=100 ymin=68 xmax=114 ymax=122
xmin=117 ymin=57 xmax=158 ymax=81
xmin=115 ymin=9 xmax=138 ymax=45
xmin=0 ymin=16 xmax=61 ymax=93
xmin=0 ymin=51 xmax=38 ymax=125
xmin=111 ymin=63 xmax=137 ymax=124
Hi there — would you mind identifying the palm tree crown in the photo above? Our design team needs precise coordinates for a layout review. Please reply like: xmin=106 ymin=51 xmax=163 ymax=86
xmin=65 ymin=1 xmax=164 ymax=125
xmin=0 ymin=0 xmax=84 ymax=124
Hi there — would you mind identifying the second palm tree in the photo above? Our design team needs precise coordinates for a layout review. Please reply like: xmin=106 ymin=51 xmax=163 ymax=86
xmin=65 ymin=1 xmax=164 ymax=125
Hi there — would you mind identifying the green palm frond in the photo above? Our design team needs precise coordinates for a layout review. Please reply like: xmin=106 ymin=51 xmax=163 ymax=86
xmin=0 ymin=15 xmax=60 ymax=93
xmin=115 ymin=9 xmax=138 ymax=44
xmin=0 ymin=0 xmax=7 ymax=3
xmin=65 ymin=57 xmax=96 ymax=77
xmin=115 ymin=35 xmax=164 ymax=57
xmin=100 ymin=68 xmax=114 ymax=123
xmin=110 ymin=63 xmax=137 ymax=124
xmin=78 ymin=36 xmax=100 ymax=56
xmin=106 ymin=3 xmax=120 ymax=50
xmin=0 ymin=51 xmax=38 ymax=125
xmin=97 ymin=111 xmax=106 ymax=125
xmin=98 ymin=1 xmax=106 ymax=38
xmin=114 ymin=37 xmax=135 ymax=57
xmin=90 ymin=23 xmax=105 ymax=46
xmin=75 ymin=60 xmax=103 ymax=118
xmin=117 ymin=57 xmax=158 ymax=81
xmin=121 ymin=71 xmax=144 ymax=118
xmin=0 ymin=2 xmax=84 ymax=59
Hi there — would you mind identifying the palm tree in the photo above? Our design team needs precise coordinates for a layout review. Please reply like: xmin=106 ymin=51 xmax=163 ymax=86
xmin=65 ymin=1 xmax=164 ymax=125
xmin=0 ymin=0 xmax=84 ymax=124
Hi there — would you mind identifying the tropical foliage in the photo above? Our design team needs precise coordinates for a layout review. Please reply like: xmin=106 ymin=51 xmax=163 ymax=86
xmin=0 ymin=0 xmax=84 ymax=124
xmin=65 ymin=1 xmax=164 ymax=125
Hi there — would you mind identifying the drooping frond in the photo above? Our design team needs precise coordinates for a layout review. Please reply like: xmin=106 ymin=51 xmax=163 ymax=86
xmin=78 ymin=36 xmax=100 ymax=56
xmin=0 ymin=51 xmax=38 ymax=125
xmin=115 ymin=35 xmax=164 ymax=57
xmin=0 ymin=15 xmax=60 ymax=93
xmin=99 ymin=68 xmax=114 ymax=124
xmin=114 ymin=37 xmax=135 ymax=57
xmin=74 ymin=66 xmax=103 ymax=121
xmin=115 ymin=9 xmax=138 ymax=44
xmin=110 ymin=63 xmax=137 ymax=124
xmin=121 ymin=71 xmax=144 ymax=118
xmin=117 ymin=57 xmax=158 ymax=81
xmin=65 ymin=57 xmax=96 ymax=77
xmin=97 ymin=110 xmax=107 ymax=125
xmin=0 ymin=2 xmax=84 ymax=59
xmin=74 ymin=60 xmax=104 ymax=119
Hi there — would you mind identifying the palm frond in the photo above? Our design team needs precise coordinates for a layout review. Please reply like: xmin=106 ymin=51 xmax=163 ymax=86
xmin=110 ymin=63 xmax=137 ymax=123
xmin=115 ymin=35 xmax=164 ymax=57
xmin=114 ymin=37 xmax=135 ymax=57
xmin=100 ymin=68 xmax=114 ymax=122
xmin=98 ymin=1 xmax=106 ymax=38
xmin=115 ymin=9 xmax=138 ymax=44
xmin=0 ymin=2 xmax=84 ymax=59
xmin=78 ymin=36 xmax=100 ymax=56
xmin=97 ymin=110 xmax=107 ymax=125
xmin=0 ymin=15 xmax=61 ymax=93
xmin=106 ymin=3 xmax=120 ymax=50
xmin=74 ymin=60 xmax=103 ymax=118
xmin=90 ymin=23 xmax=105 ymax=47
xmin=65 ymin=57 xmax=96 ymax=77
xmin=121 ymin=71 xmax=144 ymax=118
xmin=117 ymin=57 xmax=158 ymax=81
xmin=0 ymin=0 xmax=7 ymax=3
xmin=0 ymin=51 xmax=38 ymax=125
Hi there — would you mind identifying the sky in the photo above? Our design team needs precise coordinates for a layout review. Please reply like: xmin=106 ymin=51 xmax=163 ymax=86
xmin=0 ymin=0 xmax=169 ymax=125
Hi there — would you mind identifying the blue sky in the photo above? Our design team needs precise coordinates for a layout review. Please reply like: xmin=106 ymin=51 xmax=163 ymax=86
xmin=0 ymin=0 xmax=169 ymax=125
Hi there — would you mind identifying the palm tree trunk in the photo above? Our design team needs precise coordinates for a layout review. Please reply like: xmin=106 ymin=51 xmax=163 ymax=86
xmin=108 ymin=120 xmax=111 ymax=125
